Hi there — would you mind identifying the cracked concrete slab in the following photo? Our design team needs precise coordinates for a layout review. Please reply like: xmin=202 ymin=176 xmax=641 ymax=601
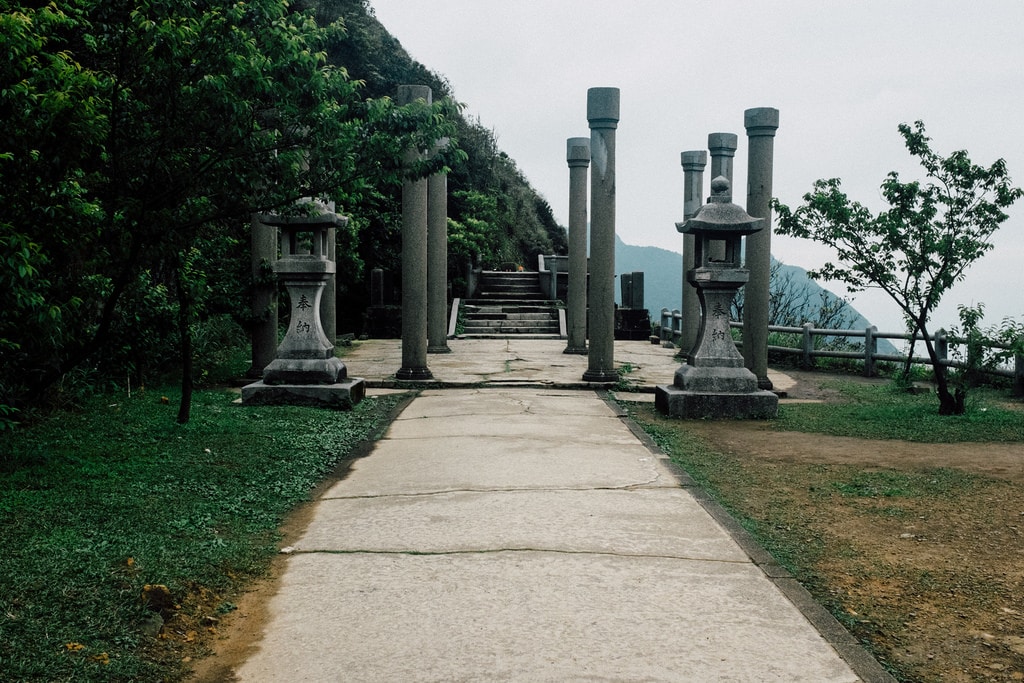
xmin=396 ymin=387 xmax=619 ymax=419
xmin=323 ymin=436 xmax=667 ymax=497
xmin=295 ymin=488 xmax=749 ymax=561
xmin=228 ymin=386 xmax=868 ymax=682
xmin=236 ymin=552 xmax=859 ymax=682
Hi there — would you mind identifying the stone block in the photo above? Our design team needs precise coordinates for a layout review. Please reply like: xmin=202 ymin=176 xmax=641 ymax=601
xmin=262 ymin=356 xmax=346 ymax=385
xmin=241 ymin=378 xmax=366 ymax=409
xmin=654 ymin=385 xmax=778 ymax=419
xmin=672 ymin=365 xmax=759 ymax=393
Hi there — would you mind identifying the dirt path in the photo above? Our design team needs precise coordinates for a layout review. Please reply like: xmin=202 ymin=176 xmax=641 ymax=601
xmin=686 ymin=419 xmax=1024 ymax=484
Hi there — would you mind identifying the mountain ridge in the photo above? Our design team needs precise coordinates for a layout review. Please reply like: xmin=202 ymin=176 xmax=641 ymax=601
xmin=612 ymin=236 xmax=898 ymax=354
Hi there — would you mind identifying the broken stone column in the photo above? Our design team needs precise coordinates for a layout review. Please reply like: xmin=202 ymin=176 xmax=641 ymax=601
xmin=370 ymin=268 xmax=385 ymax=308
xmin=621 ymin=273 xmax=634 ymax=309
xmin=249 ymin=215 xmax=278 ymax=378
xmin=396 ymin=84 xmax=433 ymax=380
xmin=427 ymin=138 xmax=451 ymax=354
xmin=321 ymin=221 xmax=337 ymax=347
xmin=583 ymin=87 xmax=620 ymax=383
xmin=708 ymin=132 xmax=738 ymax=185
xmin=564 ymin=137 xmax=590 ymax=355
xmin=742 ymin=107 xmax=780 ymax=390
xmin=707 ymin=133 xmax=738 ymax=262
xmin=678 ymin=150 xmax=707 ymax=356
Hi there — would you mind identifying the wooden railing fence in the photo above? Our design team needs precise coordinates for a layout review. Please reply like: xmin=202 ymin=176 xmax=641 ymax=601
xmin=658 ymin=308 xmax=1024 ymax=392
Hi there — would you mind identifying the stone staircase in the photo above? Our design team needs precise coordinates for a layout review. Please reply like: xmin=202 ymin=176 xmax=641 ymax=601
xmin=458 ymin=271 xmax=564 ymax=338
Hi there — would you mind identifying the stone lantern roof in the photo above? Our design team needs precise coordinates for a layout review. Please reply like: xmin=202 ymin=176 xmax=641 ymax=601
xmin=677 ymin=177 xmax=764 ymax=236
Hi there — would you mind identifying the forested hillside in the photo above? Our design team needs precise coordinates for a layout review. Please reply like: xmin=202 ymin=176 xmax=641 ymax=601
xmin=0 ymin=0 xmax=565 ymax=423
xmin=319 ymin=0 xmax=566 ymax=302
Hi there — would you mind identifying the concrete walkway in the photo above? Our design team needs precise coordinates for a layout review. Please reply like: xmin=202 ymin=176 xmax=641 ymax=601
xmin=229 ymin=340 xmax=892 ymax=682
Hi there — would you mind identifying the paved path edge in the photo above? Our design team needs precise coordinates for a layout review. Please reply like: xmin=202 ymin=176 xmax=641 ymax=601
xmin=602 ymin=391 xmax=899 ymax=683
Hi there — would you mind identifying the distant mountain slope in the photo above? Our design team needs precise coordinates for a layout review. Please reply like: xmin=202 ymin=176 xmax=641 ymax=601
xmin=613 ymin=236 xmax=897 ymax=353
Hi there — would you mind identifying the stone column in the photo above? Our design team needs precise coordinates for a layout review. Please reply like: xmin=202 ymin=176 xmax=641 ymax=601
xmin=743 ymin=107 xmax=780 ymax=390
xmin=707 ymin=134 xmax=737 ymax=265
xmin=427 ymin=138 xmax=451 ymax=354
xmin=679 ymin=151 xmax=707 ymax=357
xmin=708 ymin=133 xmax=738 ymax=189
xmin=564 ymin=137 xmax=590 ymax=355
xmin=396 ymin=84 xmax=433 ymax=380
xmin=583 ymin=87 xmax=620 ymax=382
xmin=248 ymin=215 xmax=278 ymax=378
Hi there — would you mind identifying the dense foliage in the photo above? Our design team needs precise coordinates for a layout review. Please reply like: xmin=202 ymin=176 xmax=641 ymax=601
xmin=774 ymin=122 xmax=1023 ymax=414
xmin=0 ymin=0 xmax=565 ymax=425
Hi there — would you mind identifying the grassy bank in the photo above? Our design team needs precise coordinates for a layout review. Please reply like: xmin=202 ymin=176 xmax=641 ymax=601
xmin=0 ymin=385 xmax=403 ymax=681
xmin=774 ymin=380 xmax=1024 ymax=442
xmin=625 ymin=381 xmax=1024 ymax=681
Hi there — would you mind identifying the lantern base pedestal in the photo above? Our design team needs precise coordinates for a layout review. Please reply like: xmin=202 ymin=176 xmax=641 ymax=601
xmin=262 ymin=356 xmax=347 ymax=385
xmin=655 ymin=366 xmax=777 ymax=419
xmin=655 ymin=383 xmax=777 ymax=419
xmin=241 ymin=377 xmax=366 ymax=410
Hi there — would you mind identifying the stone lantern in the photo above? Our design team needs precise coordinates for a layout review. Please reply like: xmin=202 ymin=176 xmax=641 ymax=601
xmin=655 ymin=177 xmax=778 ymax=418
xmin=242 ymin=204 xmax=365 ymax=408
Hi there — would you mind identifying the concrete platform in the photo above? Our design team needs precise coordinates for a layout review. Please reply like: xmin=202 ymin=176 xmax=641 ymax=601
xmin=224 ymin=383 xmax=892 ymax=682
xmin=341 ymin=337 xmax=796 ymax=392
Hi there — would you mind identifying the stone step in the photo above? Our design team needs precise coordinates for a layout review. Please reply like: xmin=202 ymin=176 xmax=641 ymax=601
xmin=460 ymin=273 xmax=563 ymax=338
xmin=475 ymin=290 xmax=548 ymax=299
xmin=462 ymin=325 xmax=560 ymax=335
xmin=477 ymin=271 xmax=545 ymax=299
xmin=458 ymin=333 xmax=563 ymax=340
xmin=466 ymin=315 xmax=557 ymax=324
xmin=463 ymin=315 xmax=559 ymax=325
xmin=464 ymin=325 xmax=561 ymax=331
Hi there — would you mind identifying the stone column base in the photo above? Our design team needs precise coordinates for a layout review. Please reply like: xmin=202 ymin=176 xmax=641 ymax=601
xmin=582 ymin=369 xmax=619 ymax=383
xmin=654 ymin=385 xmax=778 ymax=419
xmin=396 ymin=366 xmax=434 ymax=381
xmin=241 ymin=378 xmax=366 ymax=409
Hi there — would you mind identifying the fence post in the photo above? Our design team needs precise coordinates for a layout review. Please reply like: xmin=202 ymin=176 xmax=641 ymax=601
xmin=1014 ymin=335 xmax=1024 ymax=397
xmin=864 ymin=326 xmax=877 ymax=377
xmin=936 ymin=329 xmax=948 ymax=369
xmin=660 ymin=308 xmax=670 ymax=343
xmin=673 ymin=309 xmax=683 ymax=348
xmin=801 ymin=322 xmax=814 ymax=369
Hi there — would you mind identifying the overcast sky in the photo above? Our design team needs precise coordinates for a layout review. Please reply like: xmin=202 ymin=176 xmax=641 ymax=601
xmin=370 ymin=0 xmax=1024 ymax=335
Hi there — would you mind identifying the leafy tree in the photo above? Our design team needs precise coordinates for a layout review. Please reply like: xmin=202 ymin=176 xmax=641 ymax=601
xmin=774 ymin=121 xmax=1023 ymax=414
xmin=0 ymin=0 xmax=461 ymax=422
xmin=1 ymin=0 xmax=556 ymax=424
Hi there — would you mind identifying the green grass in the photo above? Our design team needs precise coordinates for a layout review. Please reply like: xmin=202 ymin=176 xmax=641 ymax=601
xmin=776 ymin=380 xmax=1024 ymax=442
xmin=0 ymin=386 xmax=402 ymax=681
xmin=634 ymin=413 xmax=832 ymax=573
xmin=827 ymin=467 xmax=983 ymax=499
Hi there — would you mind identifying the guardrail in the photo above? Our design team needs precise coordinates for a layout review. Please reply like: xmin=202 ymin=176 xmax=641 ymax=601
xmin=658 ymin=308 xmax=1024 ymax=391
